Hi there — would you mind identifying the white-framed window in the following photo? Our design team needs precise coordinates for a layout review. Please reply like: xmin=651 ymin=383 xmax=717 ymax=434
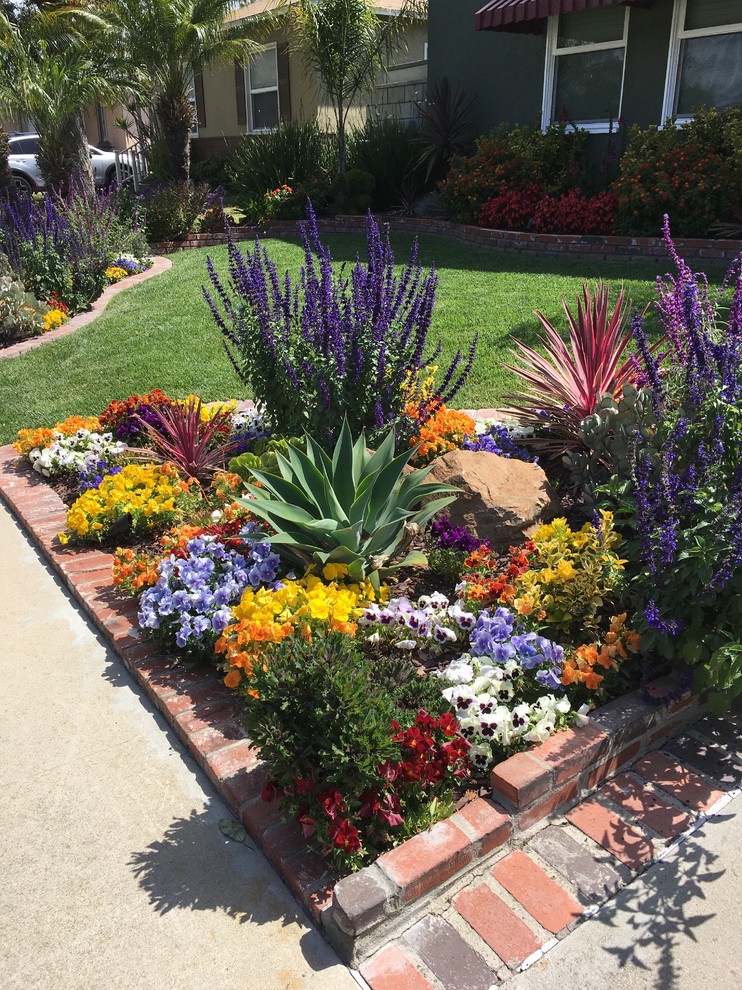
xmin=662 ymin=0 xmax=742 ymax=122
xmin=96 ymin=103 xmax=108 ymax=144
xmin=245 ymin=44 xmax=280 ymax=132
xmin=541 ymin=6 xmax=629 ymax=134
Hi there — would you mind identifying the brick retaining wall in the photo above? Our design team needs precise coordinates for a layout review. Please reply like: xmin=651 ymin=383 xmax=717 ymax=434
xmin=151 ymin=217 xmax=742 ymax=267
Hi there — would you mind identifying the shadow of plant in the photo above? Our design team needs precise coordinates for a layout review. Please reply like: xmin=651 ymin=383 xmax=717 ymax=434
xmin=589 ymin=811 xmax=728 ymax=990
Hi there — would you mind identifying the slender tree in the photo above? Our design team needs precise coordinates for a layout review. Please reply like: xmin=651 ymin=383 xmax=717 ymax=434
xmin=105 ymin=0 xmax=260 ymax=182
xmin=284 ymin=0 xmax=425 ymax=174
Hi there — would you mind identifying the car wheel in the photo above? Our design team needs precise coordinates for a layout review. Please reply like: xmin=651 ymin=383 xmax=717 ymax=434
xmin=11 ymin=173 xmax=34 ymax=195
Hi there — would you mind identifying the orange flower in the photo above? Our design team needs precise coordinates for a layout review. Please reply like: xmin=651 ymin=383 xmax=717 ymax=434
xmin=224 ymin=670 xmax=241 ymax=689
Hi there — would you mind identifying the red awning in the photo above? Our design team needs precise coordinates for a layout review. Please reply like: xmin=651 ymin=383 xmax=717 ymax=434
xmin=475 ymin=0 xmax=632 ymax=33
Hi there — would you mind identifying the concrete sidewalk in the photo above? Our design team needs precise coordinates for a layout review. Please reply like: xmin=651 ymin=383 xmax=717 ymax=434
xmin=0 ymin=504 xmax=356 ymax=990
xmin=513 ymin=792 xmax=742 ymax=990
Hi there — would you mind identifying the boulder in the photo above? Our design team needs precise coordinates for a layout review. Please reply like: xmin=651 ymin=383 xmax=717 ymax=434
xmin=426 ymin=449 xmax=558 ymax=547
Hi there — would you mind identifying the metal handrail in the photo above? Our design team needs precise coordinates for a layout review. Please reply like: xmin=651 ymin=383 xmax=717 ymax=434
xmin=115 ymin=138 xmax=151 ymax=192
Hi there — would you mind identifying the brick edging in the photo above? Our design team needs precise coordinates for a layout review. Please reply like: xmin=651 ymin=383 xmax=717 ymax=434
xmin=0 ymin=446 xmax=706 ymax=966
xmin=150 ymin=218 xmax=742 ymax=267
xmin=0 ymin=257 xmax=173 ymax=362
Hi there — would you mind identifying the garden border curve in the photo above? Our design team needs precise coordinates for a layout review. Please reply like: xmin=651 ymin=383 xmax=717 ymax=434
xmin=0 ymin=256 xmax=173 ymax=362
xmin=0 ymin=444 xmax=706 ymax=967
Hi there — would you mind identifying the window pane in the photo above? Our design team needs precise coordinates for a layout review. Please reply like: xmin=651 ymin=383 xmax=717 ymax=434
xmin=251 ymin=91 xmax=279 ymax=130
xmin=676 ymin=33 xmax=742 ymax=113
xmin=685 ymin=0 xmax=742 ymax=31
xmin=554 ymin=48 xmax=624 ymax=122
xmin=557 ymin=7 xmax=625 ymax=48
xmin=249 ymin=48 xmax=277 ymax=91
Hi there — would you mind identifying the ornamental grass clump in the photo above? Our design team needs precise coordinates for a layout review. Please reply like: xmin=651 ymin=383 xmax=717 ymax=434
xmin=238 ymin=417 xmax=459 ymax=590
xmin=203 ymin=202 xmax=476 ymax=442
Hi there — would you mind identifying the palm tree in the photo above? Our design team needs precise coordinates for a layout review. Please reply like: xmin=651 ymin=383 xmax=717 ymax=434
xmin=0 ymin=11 xmax=132 ymax=194
xmin=105 ymin=0 xmax=260 ymax=182
xmin=284 ymin=0 xmax=424 ymax=174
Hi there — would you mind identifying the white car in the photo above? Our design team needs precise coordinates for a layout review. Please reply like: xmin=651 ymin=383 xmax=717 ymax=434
xmin=8 ymin=133 xmax=131 ymax=193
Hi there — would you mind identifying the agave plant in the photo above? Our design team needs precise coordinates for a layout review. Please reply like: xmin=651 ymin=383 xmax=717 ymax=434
xmin=239 ymin=418 xmax=459 ymax=589
xmin=133 ymin=395 xmax=242 ymax=484
xmin=503 ymin=282 xmax=647 ymax=457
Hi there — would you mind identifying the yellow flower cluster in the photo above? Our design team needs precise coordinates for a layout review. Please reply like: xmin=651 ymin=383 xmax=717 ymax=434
xmin=13 ymin=416 xmax=102 ymax=457
xmin=176 ymin=396 xmax=237 ymax=421
xmin=512 ymin=511 xmax=626 ymax=635
xmin=104 ymin=266 xmax=128 ymax=282
xmin=42 ymin=308 xmax=67 ymax=331
xmin=61 ymin=463 xmax=194 ymax=543
xmin=216 ymin=566 xmax=385 ymax=687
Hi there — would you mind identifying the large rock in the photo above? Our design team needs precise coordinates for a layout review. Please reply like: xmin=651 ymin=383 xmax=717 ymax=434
xmin=426 ymin=449 xmax=558 ymax=547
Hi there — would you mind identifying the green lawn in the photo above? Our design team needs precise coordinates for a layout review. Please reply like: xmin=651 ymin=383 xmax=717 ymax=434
xmin=0 ymin=232 xmax=720 ymax=444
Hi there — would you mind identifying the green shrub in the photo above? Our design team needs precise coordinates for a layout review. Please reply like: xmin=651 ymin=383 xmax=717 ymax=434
xmin=330 ymin=167 xmax=375 ymax=214
xmin=347 ymin=117 xmax=420 ymax=211
xmin=228 ymin=119 xmax=335 ymax=206
xmin=191 ymin=156 xmax=232 ymax=190
xmin=139 ymin=181 xmax=217 ymax=241
xmin=613 ymin=108 xmax=742 ymax=237
xmin=439 ymin=122 xmax=588 ymax=224
xmin=241 ymin=633 xmax=463 ymax=870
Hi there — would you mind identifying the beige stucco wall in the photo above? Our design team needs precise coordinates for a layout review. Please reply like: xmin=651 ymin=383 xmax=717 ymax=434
xmin=193 ymin=16 xmax=427 ymax=158
xmin=82 ymin=104 xmax=137 ymax=152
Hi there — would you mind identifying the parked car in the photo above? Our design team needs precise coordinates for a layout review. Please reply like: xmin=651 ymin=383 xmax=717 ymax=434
xmin=8 ymin=133 xmax=131 ymax=193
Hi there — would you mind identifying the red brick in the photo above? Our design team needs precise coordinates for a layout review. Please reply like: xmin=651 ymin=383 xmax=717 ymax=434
xmin=262 ymin=820 xmax=307 ymax=867
xmin=187 ymin=719 xmax=250 ymax=762
xmin=566 ymin=799 xmax=654 ymax=868
xmin=490 ymin=752 xmax=551 ymax=808
xmin=175 ymin=697 xmax=240 ymax=736
xmin=584 ymin=741 xmax=641 ymax=791
xmin=633 ymin=751 xmax=724 ymax=811
xmin=283 ymin=848 xmax=333 ymax=904
xmin=601 ymin=773 xmax=692 ymax=839
xmin=159 ymin=678 xmax=230 ymax=717
xmin=361 ymin=945 xmax=435 ymax=990
xmin=517 ymin=778 xmax=579 ymax=831
xmin=205 ymin=739 xmax=261 ymax=786
xmin=492 ymin=850 xmax=582 ymax=934
xmin=220 ymin=767 xmax=267 ymax=813
xmin=530 ymin=723 xmax=609 ymax=786
xmin=454 ymin=883 xmax=542 ymax=967
xmin=378 ymin=819 xmax=473 ymax=903
xmin=404 ymin=915 xmax=495 ymax=990
xmin=455 ymin=798 xmax=512 ymax=855
xmin=241 ymin=794 xmax=284 ymax=838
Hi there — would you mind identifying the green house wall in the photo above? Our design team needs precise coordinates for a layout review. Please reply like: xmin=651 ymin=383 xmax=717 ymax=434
xmin=428 ymin=0 xmax=679 ymax=137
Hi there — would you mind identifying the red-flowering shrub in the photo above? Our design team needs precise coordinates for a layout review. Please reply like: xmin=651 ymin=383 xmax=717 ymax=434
xmin=478 ymin=184 xmax=544 ymax=231
xmin=533 ymin=188 xmax=617 ymax=235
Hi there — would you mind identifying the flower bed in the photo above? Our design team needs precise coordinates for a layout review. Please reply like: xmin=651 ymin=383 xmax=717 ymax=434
xmin=0 ymin=183 xmax=152 ymax=350
xmin=3 ymin=203 xmax=740 ymax=958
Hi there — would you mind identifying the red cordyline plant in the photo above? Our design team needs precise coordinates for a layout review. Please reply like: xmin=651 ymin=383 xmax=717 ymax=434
xmin=132 ymin=396 xmax=242 ymax=485
xmin=504 ymin=282 xmax=642 ymax=456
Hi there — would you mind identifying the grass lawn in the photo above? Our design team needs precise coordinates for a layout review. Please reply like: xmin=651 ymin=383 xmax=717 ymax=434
xmin=0 ymin=231 xmax=724 ymax=445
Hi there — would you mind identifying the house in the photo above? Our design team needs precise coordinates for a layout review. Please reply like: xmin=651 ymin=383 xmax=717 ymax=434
xmin=189 ymin=0 xmax=429 ymax=164
xmin=428 ymin=0 xmax=742 ymax=138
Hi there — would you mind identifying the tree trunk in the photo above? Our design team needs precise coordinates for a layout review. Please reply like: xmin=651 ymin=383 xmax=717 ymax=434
xmin=36 ymin=111 xmax=95 ymax=197
xmin=156 ymin=92 xmax=193 ymax=183
xmin=0 ymin=126 xmax=12 ymax=193
xmin=336 ymin=99 xmax=346 ymax=175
